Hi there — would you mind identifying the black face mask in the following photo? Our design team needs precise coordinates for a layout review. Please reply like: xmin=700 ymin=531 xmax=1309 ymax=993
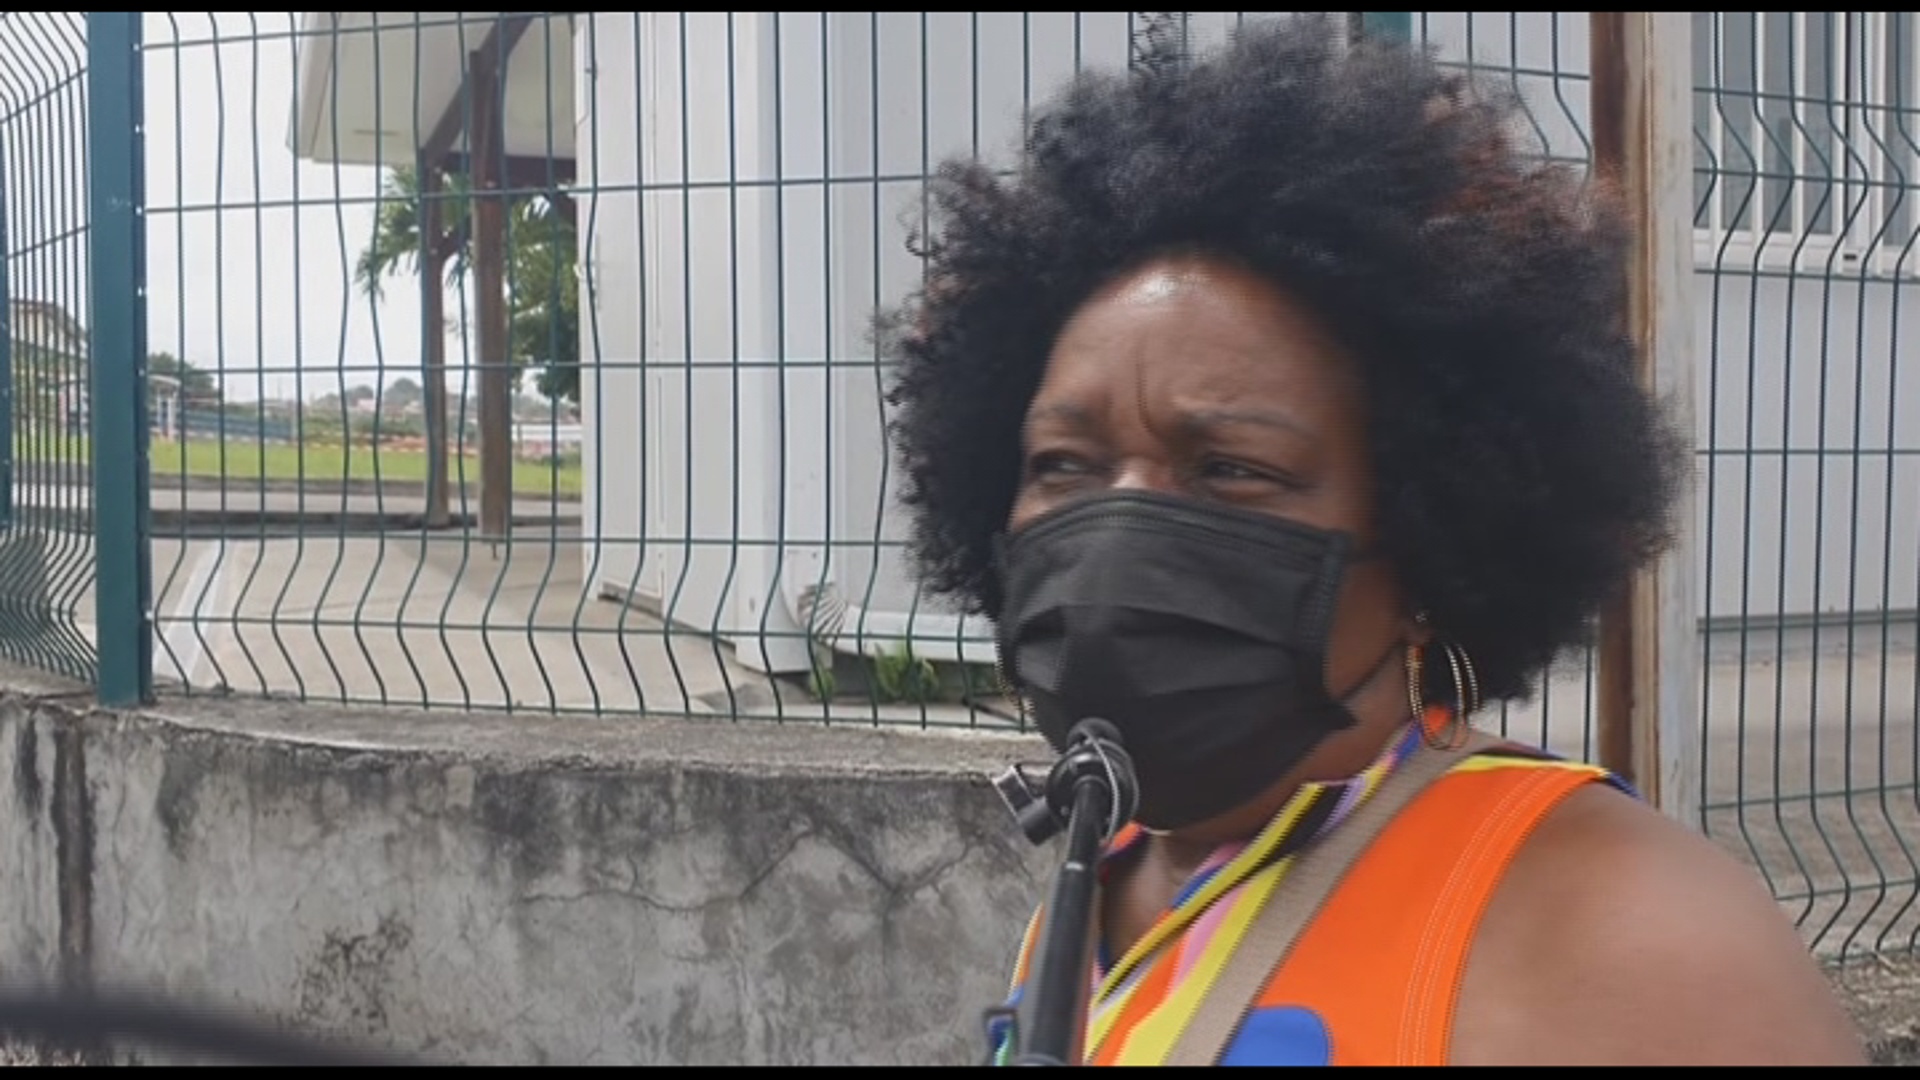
xmin=994 ymin=489 xmax=1392 ymax=832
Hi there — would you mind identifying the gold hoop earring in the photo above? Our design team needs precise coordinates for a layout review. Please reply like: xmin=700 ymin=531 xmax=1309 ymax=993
xmin=1404 ymin=641 xmax=1426 ymax=723
xmin=1411 ymin=608 xmax=1477 ymax=749
xmin=1440 ymin=639 xmax=1483 ymax=717
xmin=1407 ymin=642 xmax=1460 ymax=750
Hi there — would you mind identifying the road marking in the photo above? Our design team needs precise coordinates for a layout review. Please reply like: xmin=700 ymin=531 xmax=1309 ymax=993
xmin=157 ymin=539 xmax=230 ymax=686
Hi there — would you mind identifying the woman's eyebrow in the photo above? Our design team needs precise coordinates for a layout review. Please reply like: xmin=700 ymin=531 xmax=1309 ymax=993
xmin=1025 ymin=402 xmax=1096 ymax=431
xmin=1178 ymin=407 xmax=1313 ymax=439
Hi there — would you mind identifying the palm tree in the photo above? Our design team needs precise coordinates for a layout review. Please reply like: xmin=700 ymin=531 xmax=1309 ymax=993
xmin=354 ymin=164 xmax=578 ymax=402
xmin=356 ymin=166 xmax=471 ymax=298
xmin=505 ymin=194 xmax=579 ymax=403
xmin=355 ymin=163 xmax=580 ymax=526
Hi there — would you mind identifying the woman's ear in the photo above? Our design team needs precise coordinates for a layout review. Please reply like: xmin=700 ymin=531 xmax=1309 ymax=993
xmin=1403 ymin=608 xmax=1436 ymax=648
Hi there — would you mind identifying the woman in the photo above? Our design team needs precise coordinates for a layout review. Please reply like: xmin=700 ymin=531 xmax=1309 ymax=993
xmin=883 ymin=14 xmax=1866 ymax=1068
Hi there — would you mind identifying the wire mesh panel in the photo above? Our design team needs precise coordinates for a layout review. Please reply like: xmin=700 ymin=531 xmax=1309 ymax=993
xmin=1401 ymin=12 xmax=1920 ymax=961
xmin=138 ymin=13 xmax=591 ymax=714
xmin=0 ymin=13 xmax=98 ymax=684
xmin=129 ymin=12 xmax=1323 ymax=727
xmin=1691 ymin=11 xmax=1920 ymax=961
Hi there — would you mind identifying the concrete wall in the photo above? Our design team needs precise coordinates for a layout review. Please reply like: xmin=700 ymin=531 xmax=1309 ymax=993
xmin=3 ymin=660 xmax=1916 ymax=1065
xmin=0 ymin=662 xmax=1054 ymax=1066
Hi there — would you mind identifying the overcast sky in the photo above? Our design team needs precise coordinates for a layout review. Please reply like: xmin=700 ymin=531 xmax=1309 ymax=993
xmin=141 ymin=11 xmax=427 ymax=404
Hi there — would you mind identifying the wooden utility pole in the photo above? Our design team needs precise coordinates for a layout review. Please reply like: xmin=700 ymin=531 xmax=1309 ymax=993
xmin=470 ymin=40 xmax=512 ymax=540
xmin=418 ymin=163 xmax=452 ymax=529
xmin=1590 ymin=13 xmax=1700 ymax=824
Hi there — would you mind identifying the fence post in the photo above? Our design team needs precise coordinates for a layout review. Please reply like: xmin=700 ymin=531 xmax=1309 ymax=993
xmin=1589 ymin=13 xmax=1699 ymax=825
xmin=1352 ymin=12 xmax=1412 ymax=43
xmin=86 ymin=12 xmax=153 ymax=707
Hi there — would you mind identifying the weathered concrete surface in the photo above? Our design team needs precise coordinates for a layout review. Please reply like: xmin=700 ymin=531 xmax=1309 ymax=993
xmin=2 ymin=658 xmax=1917 ymax=1065
xmin=0 ymin=662 xmax=1055 ymax=1065
xmin=1833 ymin=953 xmax=1920 ymax=1066
xmin=0 ymin=667 xmax=79 ymax=998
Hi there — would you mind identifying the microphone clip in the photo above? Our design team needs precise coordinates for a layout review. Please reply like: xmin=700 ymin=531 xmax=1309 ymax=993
xmin=992 ymin=764 xmax=1064 ymax=846
xmin=991 ymin=718 xmax=1140 ymax=849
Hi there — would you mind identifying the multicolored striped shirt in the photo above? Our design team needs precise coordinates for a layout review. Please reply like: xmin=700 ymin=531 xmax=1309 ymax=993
xmin=987 ymin=712 xmax=1633 ymax=1066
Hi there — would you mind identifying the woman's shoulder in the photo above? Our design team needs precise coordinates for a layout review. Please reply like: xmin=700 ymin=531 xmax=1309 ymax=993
xmin=1451 ymin=780 xmax=1868 ymax=1065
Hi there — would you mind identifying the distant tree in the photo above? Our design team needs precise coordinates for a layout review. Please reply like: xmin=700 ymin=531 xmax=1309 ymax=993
xmin=147 ymin=351 xmax=221 ymax=407
xmin=387 ymin=375 xmax=423 ymax=412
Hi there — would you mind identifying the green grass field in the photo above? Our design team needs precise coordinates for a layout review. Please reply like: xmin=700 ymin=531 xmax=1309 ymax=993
xmin=12 ymin=433 xmax=583 ymax=499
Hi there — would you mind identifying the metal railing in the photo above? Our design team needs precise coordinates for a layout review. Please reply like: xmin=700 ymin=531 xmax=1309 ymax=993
xmin=0 ymin=13 xmax=98 ymax=686
xmin=1400 ymin=10 xmax=1920 ymax=961
xmin=0 ymin=11 xmax=1915 ymax=961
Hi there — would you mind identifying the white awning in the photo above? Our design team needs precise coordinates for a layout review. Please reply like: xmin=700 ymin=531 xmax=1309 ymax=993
xmin=289 ymin=12 xmax=576 ymax=167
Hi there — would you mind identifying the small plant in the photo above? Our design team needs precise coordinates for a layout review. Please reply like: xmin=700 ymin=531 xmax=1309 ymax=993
xmin=793 ymin=643 xmax=1004 ymax=707
xmin=871 ymin=641 xmax=941 ymax=704
xmin=807 ymin=652 xmax=839 ymax=702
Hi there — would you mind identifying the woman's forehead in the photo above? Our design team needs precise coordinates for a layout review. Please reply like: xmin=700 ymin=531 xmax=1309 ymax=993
xmin=1032 ymin=257 xmax=1363 ymax=426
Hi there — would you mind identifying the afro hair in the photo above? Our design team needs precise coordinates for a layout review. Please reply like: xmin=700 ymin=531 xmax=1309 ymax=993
xmin=882 ymin=13 xmax=1683 ymax=703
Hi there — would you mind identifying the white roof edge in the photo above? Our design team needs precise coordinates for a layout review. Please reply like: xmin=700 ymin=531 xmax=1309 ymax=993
xmin=288 ymin=12 xmax=340 ymax=162
xmin=287 ymin=11 xmax=575 ymax=168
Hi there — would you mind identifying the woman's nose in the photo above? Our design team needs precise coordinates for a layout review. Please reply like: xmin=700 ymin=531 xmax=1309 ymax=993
xmin=1108 ymin=459 xmax=1182 ymax=496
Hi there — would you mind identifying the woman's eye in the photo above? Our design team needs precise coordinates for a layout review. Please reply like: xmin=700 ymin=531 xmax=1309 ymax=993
xmin=1200 ymin=458 xmax=1267 ymax=482
xmin=1028 ymin=451 xmax=1086 ymax=477
xmin=1198 ymin=457 xmax=1304 ymax=493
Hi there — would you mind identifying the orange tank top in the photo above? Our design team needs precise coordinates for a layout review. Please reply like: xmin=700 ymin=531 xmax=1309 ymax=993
xmin=986 ymin=711 xmax=1629 ymax=1066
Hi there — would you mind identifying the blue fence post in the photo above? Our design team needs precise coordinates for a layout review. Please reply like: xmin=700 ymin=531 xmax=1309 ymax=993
xmin=86 ymin=12 xmax=152 ymax=706
xmin=1357 ymin=12 xmax=1413 ymax=43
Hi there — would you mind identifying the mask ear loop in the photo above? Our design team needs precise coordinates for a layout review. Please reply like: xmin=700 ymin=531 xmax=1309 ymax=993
xmin=993 ymin=639 xmax=1035 ymax=728
xmin=1089 ymin=736 xmax=1128 ymax=841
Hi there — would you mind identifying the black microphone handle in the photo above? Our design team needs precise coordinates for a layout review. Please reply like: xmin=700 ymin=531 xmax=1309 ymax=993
xmin=1006 ymin=716 xmax=1142 ymax=1065
xmin=1009 ymin=772 xmax=1111 ymax=1066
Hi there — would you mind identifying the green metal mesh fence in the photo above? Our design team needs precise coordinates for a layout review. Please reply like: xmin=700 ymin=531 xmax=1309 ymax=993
xmin=122 ymin=12 xmax=1359 ymax=730
xmin=1686 ymin=10 xmax=1920 ymax=962
xmin=3 ymin=11 xmax=1916 ymax=961
xmin=0 ymin=13 xmax=98 ymax=684
xmin=1402 ymin=10 xmax=1920 ymax=962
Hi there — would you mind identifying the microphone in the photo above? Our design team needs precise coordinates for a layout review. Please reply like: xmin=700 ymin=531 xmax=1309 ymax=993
xmin=991 ymin=718 xmax=1140 ymax=847
xmin=986 ymin=719 xmax=1141 ymax=1067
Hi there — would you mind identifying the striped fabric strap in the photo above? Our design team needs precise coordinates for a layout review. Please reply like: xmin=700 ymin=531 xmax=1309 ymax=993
xmin=1159 ymin=728 xmax=1504 ymax=1067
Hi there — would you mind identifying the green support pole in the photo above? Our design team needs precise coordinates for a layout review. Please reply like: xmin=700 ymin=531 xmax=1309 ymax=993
xmin=87 ymin=12 xmax=153 ymax=706
xmin=1358 ymin=12 xmax=1413 ymax=43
